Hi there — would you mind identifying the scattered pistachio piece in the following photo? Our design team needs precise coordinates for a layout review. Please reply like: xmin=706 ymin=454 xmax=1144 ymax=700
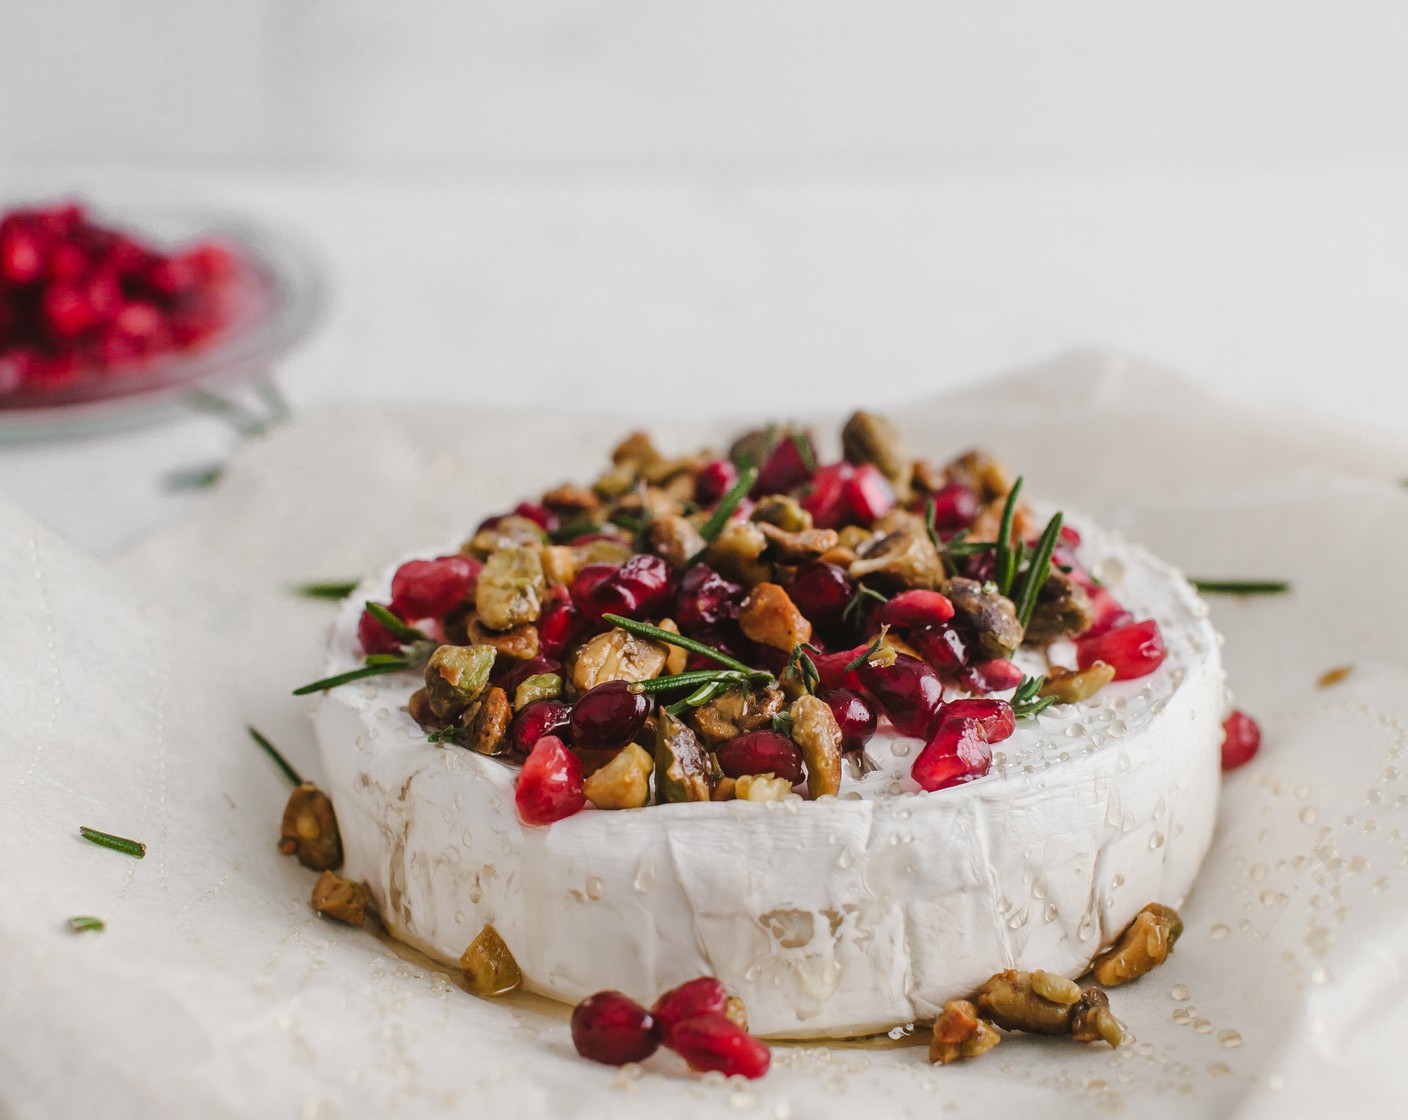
xmin=1318 ymin=664 xmax=1353 ymax=688
xmin=514 ymin=672 xmax=563 ymax=710
xmin=460 ymin=924 xmax=522 ymax=996
xmin=475 ymin=545 xmax=546 ymax=630
xmin=654 ymin=710 xmax=713 ymax=803
xmin=310 ymin=870 xmax=373 ymax=927
xmin=929 ymin=999 xmax=1001 ymax=1065
xmin=1039 ymin=661 xmax=1117 ymax=704
xmin=584 ymin=744 xmax=654 ymax=810
xmin=788 ymin=694 xmax=842 ymax=799
xmin=1090 ymin=902 xmax=1183 ymax=987
xmin=734 ymin=773 xmax=794 ymax=802
xmin=571 ymin=627 xmax=669 ymax=693
xmin=468 ymin=618 xmax=540 ymax=662
xmin=424 ymin=644 xmax=497 ymax=720
xmin=1070 ymin=986 xmax=1123 ymax=1048
xmin=279 ymin=782 xmax=344 ymax=871
xmin=1030 ymin=969 xmax=1082 ymax=1006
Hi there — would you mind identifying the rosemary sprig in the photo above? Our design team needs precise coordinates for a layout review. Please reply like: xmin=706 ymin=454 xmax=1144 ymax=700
xmin=665 ymin=678 xmax=733 ymax=717
xmin=790 ymin=431 xmax=818 ymax=473
xmin=942 ymin=530 xmax=997 ymax=558
xmin=602 ymin=614 xmax=765 ymax=678
xmin=993 ymin=479 xmax=1024 ymax=595
xmin=732 ymin=422 xmax=780 ymax=473
xmin=1010 ymin=675 xmax=1057 ymax=720
xmin=548 ymin=520 xmax=603 ymax=545
xmin=426 ymin=726 xmax=472 ymax=744
xmin=1013 ymin=512 xmax=1064 ymax=629
xmin=165 ymin=462 xmax=226 ymax=490
xmin=696 ymin=466 xmax=759 ymax=546
xmin=78 ymin=826 xmax=146 ymax=859
xmin=292 ymin=659 xmax=415 ymax=696
xmin=783 ymin=643 xmax=821 ymax=695
xmin=631 ymin=668 xmax=760 ymax=693
xmin=296 ymin=580 xmax=359 ymax=601
xmin=68 ymin=916 xmax=106 ymax=933
xmin=842 ymin=585 xmax=889 ymax=623
xmin=770 ymin=711 xmax=795 ymax=735
xmin=844 ymin=633 xmax=887 ymax=674
xmin=364 ymin=602 xmax=429 ymax=644
xmin=248 ymin=726 xmax=303 ymax=786
xmin=1190 ymin=579 xmax=1292 ymax=596
xmin=923 ymin=499 xmax=943 ymax=552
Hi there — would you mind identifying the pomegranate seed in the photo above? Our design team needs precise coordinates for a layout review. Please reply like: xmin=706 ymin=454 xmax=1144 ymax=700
xmin=510 ymin=700 xmax=573 ymax=756
xmin=1059 ymin=524 xmax=1083 ymax=548
xmin=651 ymin=978 xmax=734 ymax=1045
xmin=880 ymin=589 xmax=955 ymax=628
xmin=1082 ymin=586 xmax=1134 ymax=639
xmin=513 ymin=501 xmax=560 ymax=533
xmin=668 ymin=1014 xmax=771 ymax=1078
xmin=1221 ymin=710 xmax=1261 ymax=771
xmin=909 ymin=623 xmax=968 ymax=675
xmin=785 ymin=562 xmax=855 ymax=630
xmin=571 ymin=680 xmax=652 ymax=749
xmin=0 ymin=220 xmax=44 ymax=284
xmin=389 ymin=555 xmax=479 ymax=621
xmin=937 ymin=698 xmax=1015 ymax=742
xmin=578 ymin=554 xmax=674 ymax=623
xmin=959 ymin=658 xmax=1024 ymax=694
xmin=820 ymin=688 xmax=877 ymax=753
xmin=571 ymin=563 xmax=618 ymax=612
xmin=809 ymin=643 xmax=871 ymax=692
xmin=715 ymin=731 xmax=803 ymax=784
xmin=41 ymin=284 xmax=96 ymax=339
xmin=571 ymin=991 xmax=660 ymax=1065
xmin=681 ymin=626 xmax=748 ymax=673
xmin=842 ymin=464 xmax=896 ymax=526
xmin=754 ymin=433 xmax=816 ymax=496
xmin=357 ymin=606 xmax=404 ymax=656
xmin=1076 ymin=619 xmax=1166 ymax=680
xmin=856 ymin=654 xmax=945 ymax=739
xmin=912 ymin=717 xmax=996 ymax=792
xmin=926 ymin=484 xmax=979 ymax=532
xmin=673 ymin=565 xmax=745 ymax=635
xmin=538 ymin=594 xmax=586 ymax=659
xmin=515 ymin=736 xmax=585 ymax=825
xmin=695 ymin=459 xmax=738 ymax=506
xmin=801 ymin=462 xmax=856 ymax=530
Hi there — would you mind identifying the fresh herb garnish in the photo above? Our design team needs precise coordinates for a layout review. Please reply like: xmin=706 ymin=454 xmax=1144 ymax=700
xmin=942 ymin=530 xmax=996 ymax=558
xmin=1190 ymin=579 xmax=1292 ymax=596
xmin=292 ymin=659 xmax=415 ymax=696
xmin=1010 ymin=676 xmax=1057 ymax=720
xmin=602 ymin=613 xmax=765 ymax=678
xmin=78 ymin=826 xmax=146 ymax=859
xmin=548 ymin=520 xmax=603 ymax=545
xmin=783 ymin=643 xmax=821 ymax=695
xmin=631 ymin=668 xmax=762 ymax=693
xmin=364 ymin=602 xmax=429 ymax=643
xmin=844 ymin=633 xmax=887 ymax=674
xmin=923 ymin=499 xmax=943 ymax=552
xmin=1013 ymin=512 xmax=1063 ymax=630
xmin=696 ymin=466 xmax=759 ymax=546
xmin=664 ymin=678 xmax=735 ymax=717
xmin=426 ymin=726 xmax=472 ymax=745
xmin=248 ymin=726 xmax=303 ymax=786
xmin=296 ymin=580 xmax=359 ymax=601
xmin=842 ymin=585 xmax=889 ymax=624
xmin=993 ymin=479 xmax=1024 ymax=595
xmin=67 ymin=916 xmax=106 ymax=933
xmin=165 ymin=461 xmax=226 ymax=490
xmin=790 ymin=431 xmax=817 ymax=473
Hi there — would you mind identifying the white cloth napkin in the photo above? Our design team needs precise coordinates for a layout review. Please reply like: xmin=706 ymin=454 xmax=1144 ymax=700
xmin=4 ymin=351 xmax=1407 ymax=1119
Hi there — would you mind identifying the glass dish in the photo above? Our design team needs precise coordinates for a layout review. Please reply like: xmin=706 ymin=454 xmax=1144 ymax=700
xmin=0 ymin=203 xmax=323 ymax=442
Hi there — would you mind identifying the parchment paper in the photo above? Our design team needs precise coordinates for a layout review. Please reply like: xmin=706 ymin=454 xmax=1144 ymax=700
xmin=4 ymin=351 xmax=1407 ymax=1119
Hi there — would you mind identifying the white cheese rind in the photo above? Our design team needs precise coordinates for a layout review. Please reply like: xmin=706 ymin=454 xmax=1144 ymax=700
xmin=313 ymin=516 xmax=1223 ymax=1038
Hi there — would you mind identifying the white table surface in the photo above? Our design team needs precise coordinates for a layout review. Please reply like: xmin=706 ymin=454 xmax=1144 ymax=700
xmin=3 ymin=162 xmax=1407 ymax=554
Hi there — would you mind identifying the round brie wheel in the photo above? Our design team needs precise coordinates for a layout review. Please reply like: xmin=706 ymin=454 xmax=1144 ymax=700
xmin=312 ymin=513 xmax=1224 ymax=1039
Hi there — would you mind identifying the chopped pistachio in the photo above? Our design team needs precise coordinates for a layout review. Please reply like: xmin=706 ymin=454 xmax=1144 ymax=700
xmin=279 ymin=782 xmax=343 ymax=872
xmin=1091 ymin=903 xmax=1183 ymax=987
xmin=583 ymin=743 xmax=654 ymax=809
xmin=734 ymin=773 xmax=793 ymax=802
xmin=929 ymin=999 xmax=1001 ymax=1065
xmin=1070 ymin=986 xmax=1123 ymax=1047
xmin=464 ymin=515 xmax=547 ymax=558
xmin=460 ymin=924 xmax=522 ymax=996
xmin=711 ymin=777 xmax=738 ymax=801
xmin=572 ymin=536 xmax=635 ymax=569
xmin=1030 ymin=969 xmax=1082 ymax=1005
xmin=974 ymin=969 xmax=1122 ymax=1048
xmin=946 ymin=577 xmax=1023 ymax=659
xmin=647 ymin=515 xmax=707 ymax=571
xmin=424 ymin=644 xmax=497 ymax=721
xmin=849 ymin=525 xmax=946 ymax=592
xmin=750 ymin=495 xmax=812 ymax=533
xmin=756 ymin=522 xmax=839 ymax=565
xmin=475 ymin=546 xmax=546 ymax=631
xmin=311 ymin=870 xmax=373 ymax=927
xmin=738 ymin=583 xmax=812 ymax=652
xmin=539 ymin=544 xmax=578 ymax=586
xmin=654 ymin=710 xmax=713 ymax=803
xmin=841 ymin=410 xmax=912 ymax=494
xmin=570 ymin=627 xmax=669 ymax=693
xmin=468 ymin=618 xmax=540 ymax=662
xmin=703 ymin=521 xmax=772 ymax=586
xmin=458 ymin=686 xmax=513 ymax=756
xmin=514 ymin=672 xmax=563 ymax=710
xmin=689 ymin=684 xmax=784 ymax=747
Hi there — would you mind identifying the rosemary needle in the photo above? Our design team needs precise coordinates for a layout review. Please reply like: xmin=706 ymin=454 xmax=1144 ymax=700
xmin=78 ymin=827 xmax=146 ymax=859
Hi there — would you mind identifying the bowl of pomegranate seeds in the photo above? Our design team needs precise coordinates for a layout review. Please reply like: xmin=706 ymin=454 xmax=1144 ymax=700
xmin=0 ymin=200 xmax=320 ymax=434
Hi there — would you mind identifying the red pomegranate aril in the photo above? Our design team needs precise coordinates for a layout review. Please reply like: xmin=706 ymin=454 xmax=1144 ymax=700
xmin=843 ymin=463 xmax=896 ymax=526
xmin=909 ymin=623 xmax=968 ymax=675
xmin=912 ymin=718 xmax=994 ymax=792
xmin=651 ymin=977 xmax=734 ymax=1045
xmin=880 ymin=589 xmax=955 ymax=628
xmin=809 ymin=643 xmax=871 ymax=692
xmin=801 ymin=462 xmax=856 ymax=530
xmin=572 ymin=562 xmax=618 ymax=612
xmin=571 ymin=991 xmax=661 ymax=1066
xmin=40 ymin=284 xmax=95 ymax=339
xmin=538 ymin=595 xmax=586 ymax=659
xmin=820 ymin=688 xmax=878 ymax=753
xmin=926 ymin=484 xmax=979 ymax=532
xmin=695 ymin=458 xmax=738 ymax=506
xmin=0 ymin=219 xmax=44 ymax=284
xmin=754 ymin=432 xmax=816 ymax=496
xmin=510 ymin=699 xmax=573 ymax=756
xmin=580 ymin=553 xmax=674 ymax=623
xmin=673 ymin=565 xmax=745 ymax=634
xmin=513 ymin=501 xmax=560 ymax=533
xmin=668 ymin=1014 xmax=771 ymax=1079
xmin=1221 ymin=710 xmax=1261 ymax=771
xmin=515 ymin=735 xmax=585 ymax=825
xmin=959 ymin=658 xmax=1024 ymax=695
xmin=1083 ymin=585 xmax=1134 ymax=639
xmin=1077 ymin=619 xmax=1166 ymax=680
xmin=785 ymin=562 xmax=856 ymax=630
xmin=716 ymin=731 xmax=804 ymax=784
xmin=389 ymin=555 xmax=480 ymax=621
xmin=1059 ymin=524 xmax=1083 ymax=548
xmin=357 ymin=605 xmax=404 ymax=656
xmin=937 ymin=698 xmax=1015 ymax=743
xmin=571 ymin=680 xmax=652 ymax=749
xmin=856 ymin=654 xmax=945 ymax=739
